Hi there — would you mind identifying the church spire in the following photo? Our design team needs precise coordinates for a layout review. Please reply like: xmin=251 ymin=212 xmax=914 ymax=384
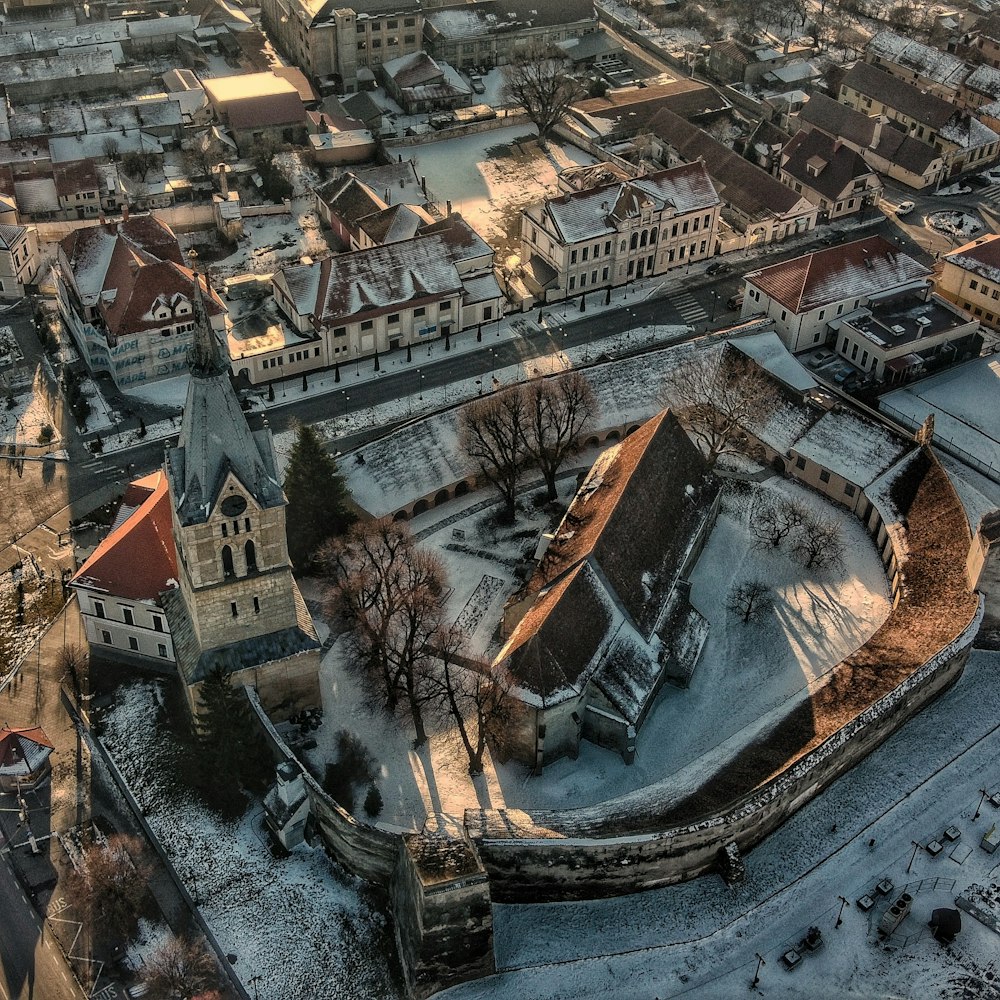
xmin=187 ymin=257 xmax=228 ymax=379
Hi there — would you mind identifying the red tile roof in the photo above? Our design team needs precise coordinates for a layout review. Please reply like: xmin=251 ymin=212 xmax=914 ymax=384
xmin=71 ymin=471 xmax=179 ymax=601
xmin=745 ymin=235 xmax=930 ymax=313
xmin=0 ymin=725 xmax=54 ymax=755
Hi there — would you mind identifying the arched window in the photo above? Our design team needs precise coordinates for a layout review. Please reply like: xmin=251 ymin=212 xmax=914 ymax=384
xmin=245 ymin=539 xmax=257 ymax=574
xmin=639 ymin=230 xmax=648 ymax=248
xmin=630 ymin=232 xmax=639 ymax=251
xmin=221 ymin=544 xmax=234 ymax=578
xmin=650 ymin=226 xmax=658 ymax=243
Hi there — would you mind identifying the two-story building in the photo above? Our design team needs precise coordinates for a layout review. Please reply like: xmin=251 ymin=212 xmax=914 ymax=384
xmin=0 ymin=223 xmax=39 ymax=300
xmin=865 ymin=30 xmax=969 ymax=100
xmin=839 ymin=61 xmax=1000 ymax=177
xmin=740 ymin=235 xmax=931 ymax=353
xmin=261 ymin=214 xmax=502 ymax=382
xmin=778 ymin=128 xmax=883 ymax=221
xmin=55 ymin=216 xmax=228 ymax=391
xmin=519 ymin=161 xmax=720 ymax=302
xmin=71 ymin=471 xmax=180 ymax=667
xmin=379 ymin=51 xmax=471 ymax=115
xmin=260 ymin=0 xmax=424 ymax=94
xmin=936 ymin=234 xmax=1000 ymax=332
xmin=201 ymin=72 xmax=308 ymax=152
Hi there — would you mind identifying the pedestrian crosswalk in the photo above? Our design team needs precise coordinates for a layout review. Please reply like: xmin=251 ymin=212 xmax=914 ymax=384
xmin=978 ymin=182 xmax=1000 ymax=207
xmin=669 ymin=291 xmax=708 ymax=325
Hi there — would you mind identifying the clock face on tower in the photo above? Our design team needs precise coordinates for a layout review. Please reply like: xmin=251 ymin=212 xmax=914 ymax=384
xmin=220 ymin=494 xmax=247 ymax=517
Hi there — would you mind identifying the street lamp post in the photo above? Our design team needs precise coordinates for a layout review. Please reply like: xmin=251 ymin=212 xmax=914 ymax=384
xmin=907 ymin=840 xmax=922 ymax=874
xmin=248 ymin=974 xmax=262 ymax=1000
xmin=710 ymin=289 xmax=718 ymax=323
xmin=836 ymin=895 xmax=849 ymax=928
xmin=751 ymin=952 xmax=765 ymax=989
xmin=974 ymin=788 xmax=989 ymax=820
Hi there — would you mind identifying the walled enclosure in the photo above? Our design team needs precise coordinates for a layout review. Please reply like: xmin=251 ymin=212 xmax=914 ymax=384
xmin=248 ymin=388 xmax=981 ymax=993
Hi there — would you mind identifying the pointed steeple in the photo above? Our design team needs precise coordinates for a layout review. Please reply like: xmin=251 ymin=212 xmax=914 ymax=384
xmin=188 ymin=265 xmax=228 ymax=378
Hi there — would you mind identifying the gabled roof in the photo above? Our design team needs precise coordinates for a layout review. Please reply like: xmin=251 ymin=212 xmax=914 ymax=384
xmin=745 ymin=235 xmax=930 ymax=313
xmin=648 ymin=108 xmax=807 ymax=220
xmin=71 ymin=471 xmax=178 ymax=600
xmin=945 ymin=233 xmax=1000 ymax=284
xmin=795 ymin=92 xmax=878 ymax=147
xmin=0 ymin=223 xmax=27 ymax=251
xmin=841 ymin=61 xmax=955 ymax=128
xmin=53 ymin=158 xmax=106 ymax=199
xmin=780 ymin=128 xmax=876 ymax=201
xmin=0 ymin=725 xmax=53 ymax=777
xmin=357 ymin=203 xmax=433 ymax=245
xmin=571 ymin=80 xmax=728 ymax=133
xmin=316 ymin=175 xmax=386 ymax=227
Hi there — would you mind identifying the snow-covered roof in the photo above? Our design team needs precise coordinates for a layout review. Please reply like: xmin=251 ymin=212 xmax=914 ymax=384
xmin=945 ymin=233 xmax=1000 ymax=284
xmin=964 ymin=63 xmax=1000 ymax=100
xmin=730 ymin=330 xmax=817 ymax=393
xmin=0 ymin=725 xmax=53 ymax=778
xmin=867 ymin=30 xmax=969 ymax=89
xmin=49 ymin=130 xmax=163 ymax=164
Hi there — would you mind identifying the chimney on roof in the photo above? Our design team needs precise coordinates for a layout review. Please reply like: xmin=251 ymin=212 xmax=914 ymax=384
xmin=218 ymin=162 xmax=229 ymax=197
xmin=446 ymin=199 xmax=452 ymax=216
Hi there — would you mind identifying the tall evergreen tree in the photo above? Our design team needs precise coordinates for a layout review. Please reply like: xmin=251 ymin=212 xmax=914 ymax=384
xmin=284 ymin=423 xmax=356 ymax=570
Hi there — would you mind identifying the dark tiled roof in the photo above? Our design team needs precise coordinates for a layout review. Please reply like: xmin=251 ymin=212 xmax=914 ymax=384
xmin=317 ymin=175 xmax=385 ymax=227
xmin=648 ymin=108 xmax=805 ymax=219
xmin=53 ymin=159 xmax=99 ymax=197
xmin=841 ymin=61 xmax=954 ymax=128
xmin=572 ymin=80 xmax=729 ymax=132
xmin=780 ymin=128 xmax=875 ymax=201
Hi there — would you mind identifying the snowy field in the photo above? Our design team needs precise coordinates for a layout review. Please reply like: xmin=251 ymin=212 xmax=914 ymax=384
xmin=0 ymin=365 xmax=57 ymax=446
xmin=101 ymin=683 xmax=401 ymax=1000
xmin=397 ymin=126 xmax=597 ymax=262
xmin=440 ymin=649 xmax=1000 ymax=1000
xmin=881 ymin=356 xmax=1000 ymax=478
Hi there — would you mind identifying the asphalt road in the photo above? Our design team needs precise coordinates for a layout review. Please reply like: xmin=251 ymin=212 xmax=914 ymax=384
xmin=0 ymin=855 xmax=84 ymax=1000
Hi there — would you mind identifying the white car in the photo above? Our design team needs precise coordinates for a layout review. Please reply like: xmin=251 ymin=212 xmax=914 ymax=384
xmin=896 ymin=200 xmax=916 ymax=216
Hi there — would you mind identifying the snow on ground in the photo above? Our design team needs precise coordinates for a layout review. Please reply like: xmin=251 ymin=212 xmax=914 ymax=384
xmin=101 ymin=682 xmax=401 ymax=1000
xmin=928 ymin=210 xmax=983 ymax=238
xmin=126 ymin=374 xmax=188 ymax=411
xmin=397 ymin=126 xmax=597 ymax=260
xmin=440 ymin=649 xmax=1000 ymax=1000
xmin=881 ymin=356 xmax=1000 ymax=478
xmin=490 ymin=477 xmax=890 ymax=813
xmin=0 ymin=365 xmax=57 ymax=446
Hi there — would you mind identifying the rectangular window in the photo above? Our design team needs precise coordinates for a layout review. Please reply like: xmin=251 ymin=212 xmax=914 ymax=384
xmin=94 ymin=600 xmax=105 ymax=619
xmin=253 ymin=597 xmax=261 ymax=614
xmin=123 ymin=608 xmax=134 ymax=626
xmin=569 ymin=276 xmax=576 ymax=290
xmin=360 ymin=320 xmax=374 ymax=331
xmin=591 ymin=270 xmax=598 ymax=283
xmin=221 ymin=522 xmax=228 ymax=537
xmin=483 ymin=306 xmax=493 ymax=321
xmin=582 ymin=247 xmax=589 ymax=262
xmin=413 ymin=307 xmax=425 ymax=318
xmin=841 ymin=336 xmax=849 ymax=352
xmin=851 ymin=343 xmax=859 ymax=361
xmin=388 ymin=312 xmax=400 ymax=323
xmin=780 ymin=310 xmax=787 ymax=321
xmin=580 ymin=273 xmax=587 ymax=287
xmin=101 ymin=630 xmax=112 ymax=645
xmin=602 ymin=267 xmax=609 ymax=280
xmin=128 ymin=636 xmax=139 ymax=651
xmin=245 ymin=518 xmax=251 ymax=532
xmin=333 ymin=326 xmax=347 ymax=338
xmin=404 ymin=16 xmax=415 ymax=25
xmin=861 ymin=350 xmax=869 ymax=368
xmin=671 ymin=224 xmax=678 ymax=238
xmin=440 ymin=300 xmax=451 ymax=312
xmin=231 ymin=602 xmax=238 ymax=618
xmin=819 ymin=470 xmax=831 ymax=483
xmin=404 ymin=33 xmax=415 ymax=43
xmin=795 ymin=456 xmax=806 ymax=470
xmin=570 ymin=249 xmax=577 ymax=264
xmin=605 ymin=240 xmax=611 ymax=255
xmin=845 ymin=483 xmax=856 ymax=497
xmin=152 ymin=615 xmax=163 ymax=633
xmin=387 ymin=18 xmax=397 ymax=27
xmin=818 ymin=310 xmax=825 ymax=320
xmin=682 ymin=221 xmax=689 ymax=235
xmin=158 ymin=643 xmax=168 ymax=658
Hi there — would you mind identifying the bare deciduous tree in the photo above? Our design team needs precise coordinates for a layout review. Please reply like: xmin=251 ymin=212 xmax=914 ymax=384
xmin=751 ymin=496 xmax=807 ymax=549
xmin=68 ymin=834 xmax=152 ymax=938
xmin=140 ymin=935 xmax=219 ymax=999
xmin=459 ymin=386 xmax=529 ymax=522
xmin=659 ymin=346 xmax=778 ymax=467
xmin=59 ymin=643 xmax=89 ymax=702
xmin=521 ymin=372 xmax=597 ymax=501
xmin=101 ymin=136 xmax=121 ymax=163
xmin=322 ymin=520 xmax=446 ymax=746
xmin=429 ymin=629 xmax=514 ymax=776
xmin=502 ymin=45 xmax=582 ymax=144
xmin=121 ymin=148 xmax=159 ymax=181
xmin=727 ymin=578 xmax=773 ymax=624
xmin=793 ymin=514 xmax=845 ymax=570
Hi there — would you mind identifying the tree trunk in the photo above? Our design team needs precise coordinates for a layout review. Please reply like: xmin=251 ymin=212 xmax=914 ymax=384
xmin=543 ymin=467 xmax=558 ymax=502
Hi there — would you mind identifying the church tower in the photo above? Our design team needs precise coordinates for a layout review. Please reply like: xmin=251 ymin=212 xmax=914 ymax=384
xmin=163 ymin=273 xmax=320 ymax=718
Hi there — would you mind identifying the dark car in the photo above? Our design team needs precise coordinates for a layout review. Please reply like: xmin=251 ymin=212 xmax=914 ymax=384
xmin=706 ymin=260 xmax=731 ymax=275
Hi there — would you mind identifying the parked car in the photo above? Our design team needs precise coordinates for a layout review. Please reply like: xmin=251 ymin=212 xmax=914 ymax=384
xmin=896 ymin=200 xmax=916 ymax=216
xmin=807 ymin=349 xmax=833 ymax=368
xmin=469 ymin=74 xmax=485 ymax=94
xmin=706 ymin=260 xmax=731 ymax=275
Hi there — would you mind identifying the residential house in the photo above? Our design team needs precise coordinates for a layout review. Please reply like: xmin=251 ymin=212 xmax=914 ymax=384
xmin=558 ymin=30 xmax=624 ymax=70
xmin=744 ymin=118 xmax=792 ymax=173
xmin=839 ymin=61 xmax=1000 ymax=177
xmin=865 ymin=30 xmax=969 ymax=99
xmin=71 ymin=471 xmax=180 ymax=667
xmin=647 ymin=108 xmax=818 ymax=248
xmin=707 ymin=35 xmax=815 ymax=87
xmin=792 ymin=93 xmax=945 ymax=190
xmin=937 ymin=234 xmax=1000 ymax=332
xmin=260 ymin=0 xmax=424 ymax=94
xmin=0 ymin=223 xmax=40 ymax=299
xmin=959 ymin=63 xmax=1000 ymax=110
xmin=422 ymin=0 xmax=598 ymax=71
xmin=495 ymin=409 xmax=721 ymax=768
xmin=778 ymin=128 xmax=883 ymax=221
xmin=519 ymin=161 xmax=721 ymax=302
xmin=55 ymin=217 xmax=229 ymax=390
xmin=0 ymin=726 xmax=53 ymax=793
xmin=828 ymin=288 xmax=980 ymax=383
xmin=265 ymin=214 xmax=501 ymax=383
xmin=960 ymin=12 xmax=1000 ymax=70
xmin=307 ymin=105 xmax=377 ymax=165
xmin=379 ymin=51 xmax=471 ymax=114
xmin=740 ymin=235 xmax=932 ymax=352
xmin=202 ymin=72 xmax=308 ymax=151
xmin=52 ymin=160 xmax=102 ymax=220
